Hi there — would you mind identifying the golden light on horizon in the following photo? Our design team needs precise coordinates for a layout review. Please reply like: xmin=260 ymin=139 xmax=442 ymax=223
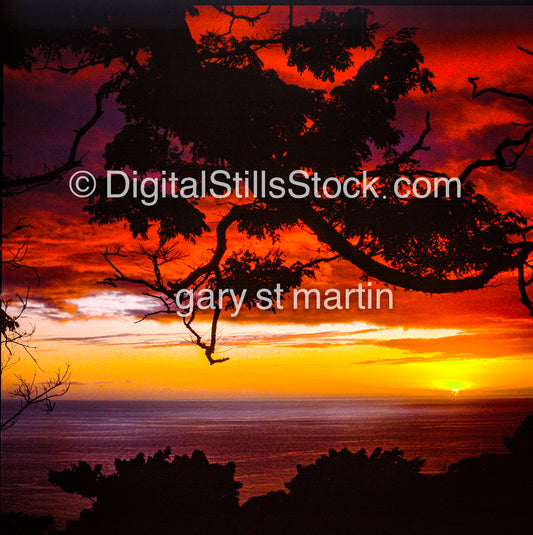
xmin=433 ymin=379 xmax=472 ymax=395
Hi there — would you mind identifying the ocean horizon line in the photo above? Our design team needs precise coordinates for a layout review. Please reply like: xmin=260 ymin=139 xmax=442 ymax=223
xmin=2 ymin=394 xmax=533 ymax=406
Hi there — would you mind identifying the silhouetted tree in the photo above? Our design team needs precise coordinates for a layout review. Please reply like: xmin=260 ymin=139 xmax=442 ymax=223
xmin=1 ymin=221 xmax=71 ymax=431
xmin=286 ymin=446 xmax=425 ymax=506
xmin=48 ymin=447 xmax=242 ymax=534
xmin=443 ymin=414 xmax=533 ymax=535
xmin=2 ymin=2 xmax=76 ymax=427
xmin=242 ymin=418 xmax=533 ymax=534
xmin=3 ymin=3 xmax=532 ymax=363
xmin=504 ymin=413 xmax=533 ymax=459
xmin=285 ymin=446 xmax=429 ymax=530
xmin=0 ymin=511 xmax=55 ymax=535
xmin=240 ymin=447 xmax=429 ymax=534
xmin=46 ymin=415 xmax=533 ymax=534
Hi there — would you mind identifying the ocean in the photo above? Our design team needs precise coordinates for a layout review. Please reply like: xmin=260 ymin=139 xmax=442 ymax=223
xmin=1 ymin=397 xmax=532 ymax=528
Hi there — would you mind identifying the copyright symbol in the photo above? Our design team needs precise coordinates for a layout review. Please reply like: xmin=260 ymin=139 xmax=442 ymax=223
xmin=69 ymin=170 xmax=97 ymax=198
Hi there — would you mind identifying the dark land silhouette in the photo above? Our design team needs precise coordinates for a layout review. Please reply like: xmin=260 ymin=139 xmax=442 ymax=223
xmin=2 ymin=414 xmax=532 ymax=535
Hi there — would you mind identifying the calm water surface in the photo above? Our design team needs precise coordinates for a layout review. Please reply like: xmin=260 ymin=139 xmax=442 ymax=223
xmin=1 ymin=398 xmax=532 ymax=527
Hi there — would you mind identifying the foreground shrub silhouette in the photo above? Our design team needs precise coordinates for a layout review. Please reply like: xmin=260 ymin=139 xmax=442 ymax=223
xmin=48 ymin=447 xmax=241 ymax=535
xmin=504 ymin=413 xmax=533 ymax=458
xmin=241 ymin=416 xmax=533 ymax=534
xmin=241 ymin=447 xmax=430 ymax=534
xmin=0 ymin=512 xmax=55 ymax=535
xmin=441 ymin=414 xmax=533 ymax=535
xmin=286 ymin=446 xmax=425 ymax=507
xmin=46 ymin=414 xmax=532 ymax=534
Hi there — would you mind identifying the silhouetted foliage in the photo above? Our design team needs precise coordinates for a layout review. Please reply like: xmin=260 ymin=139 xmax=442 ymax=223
xmin=0 ymin=512 xmax=55 ymax=535
xmin=1 ymin=222 xmax=71 ymax=431
xmin=504 ymin=413 xmax=533 ymax=458
xmin=241 ymin=446 xmax=431 ymax=534
xmin=285 ymin=446 xmax=426 ymax=509
xmin=42 ymin=414 xmax=533 ymax=534
xmin=3 ymin=2 xmax=531 ymax=363
xmin=442 ymin=413 xmax=533 ymax=533
xmin=48 ymin=447 xmax=241 ymax=534
xmin=241 ymin=416 xmax=533 ymax=534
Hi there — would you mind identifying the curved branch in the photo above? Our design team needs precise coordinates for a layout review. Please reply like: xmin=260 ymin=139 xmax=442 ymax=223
xmin=171 ymin=204 xmax=248 ymax=291
xmin=214 ymin=5 xmax=272 ymax=31
xmin=101 ymin=248 xmax=172 ymax=297
xmin=396 ymin=112 xmax=432 ymax=164
xmin=518 ymin=45 xmax=533 ymax=56
xmin=39 ymin=57 xmax=108 ymax=75
xmin=1 ymin=364 xmax=71 ymax=431
xmin=468 ymin=77 xmax=533 ymax=107
xmin=2 ymin=84 xmax=106 ymax=196
xmin=183 ymin=306 xmax=229 ymax=365
xmin=459 ymin=124 xmax=533 ymax=179
xmin=295 ymin=203 xmax=532 ymax=294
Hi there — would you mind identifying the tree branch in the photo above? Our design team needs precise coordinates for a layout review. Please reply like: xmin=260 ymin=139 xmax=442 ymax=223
xmin=294 ymin=202 xmax=532 ymax=294
xmin=517 ymin=45 xmax=533 ymax=56
xmin=1 ymin=364 xmax=71 ymax=431
xmin=214 ymin=5 xmax=272 ymax=32
xmin=468 ymin=77 xmax=533 ymax=107
xmin=2 ymin=84 xmax=106 ymax=195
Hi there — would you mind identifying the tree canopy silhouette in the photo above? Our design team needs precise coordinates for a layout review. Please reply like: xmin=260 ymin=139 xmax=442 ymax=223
xmin=3 ymin=2 xmax=532 ymax=363
xmin=504 ymin=413 xmax=533 ymax=458
xmin=285 ymin=446 xmax=426 ymax=509
xmin=48 ymin=447 xmax=241 ymax=534
xmin=45 ymin=415 xmax=533 ymax=534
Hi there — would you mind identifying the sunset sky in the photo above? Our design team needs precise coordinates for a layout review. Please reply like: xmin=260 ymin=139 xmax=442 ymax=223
xmin=2 ymin=3 xmax=532 ymax=400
